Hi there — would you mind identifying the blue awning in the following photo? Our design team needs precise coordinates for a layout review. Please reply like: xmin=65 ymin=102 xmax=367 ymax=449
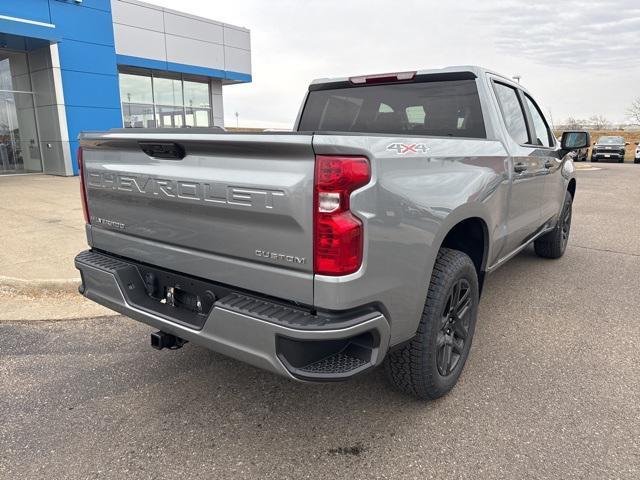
xmin=0 ymin=14 xmax=60 ymax=47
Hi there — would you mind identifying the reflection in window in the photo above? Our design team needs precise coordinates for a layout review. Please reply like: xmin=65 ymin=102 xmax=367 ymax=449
xmin=156 ymin=105 xmax=184 ymax=128
xmin=185 ymin=107 xmax=211 ymax=127
xmin=119 ymin=73 xmax=153 ymax=104
xmin=153 ymin=77 xmax=183 ymax=106
xmin=119 ymin=72 xmax=212 ymax=128
xmin=184 ymin=81 xmax=210 ymax=108
xmin=122 ymin=103 xmax=156 ymax=128
xmin=184 ymin=80 xmax=212 ymax=127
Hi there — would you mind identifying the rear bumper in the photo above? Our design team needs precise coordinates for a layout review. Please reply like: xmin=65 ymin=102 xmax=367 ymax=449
xmin=75 ymin=250 xmax=390 ymax=381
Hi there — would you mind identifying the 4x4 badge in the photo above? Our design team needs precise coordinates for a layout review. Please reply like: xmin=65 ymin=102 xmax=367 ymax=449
xmin=387 ymin=143 xmax=429 ymax=154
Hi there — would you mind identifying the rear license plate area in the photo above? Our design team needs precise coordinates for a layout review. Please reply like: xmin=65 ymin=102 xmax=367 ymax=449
xmin=163 ymin=286 xmax=203 ymax=313
xmin=115 ymin=263 xmax=232 ymax=329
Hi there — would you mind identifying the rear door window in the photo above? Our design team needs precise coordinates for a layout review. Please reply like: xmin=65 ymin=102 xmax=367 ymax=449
xmin=493 ymin=82 xmax=529 ymax=145
xmin=298 ymin=79 xmax=486 ymax=138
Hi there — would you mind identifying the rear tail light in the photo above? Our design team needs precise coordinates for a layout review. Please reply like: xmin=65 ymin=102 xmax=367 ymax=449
xmin=314 ymin=155 xmax=370 ymax=275
xmin=77 ymin=146 xmax=90 ymax=224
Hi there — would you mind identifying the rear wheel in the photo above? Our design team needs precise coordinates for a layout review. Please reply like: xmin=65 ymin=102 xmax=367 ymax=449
xmin=385 ymin=248 xmax=479 ymax=400
xmin=534 ymin=191 xmax=572 ymax=259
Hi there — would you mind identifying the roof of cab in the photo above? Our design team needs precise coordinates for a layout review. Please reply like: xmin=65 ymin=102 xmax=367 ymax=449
xmin=309 ymin=65 xmax=513 ymax=86
xmin=308 ymin=65 xmax=531 ymax=97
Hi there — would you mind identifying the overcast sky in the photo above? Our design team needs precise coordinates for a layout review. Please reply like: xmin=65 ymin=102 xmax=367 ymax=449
xmin=152 ymin=0 xmax=640 ymax=128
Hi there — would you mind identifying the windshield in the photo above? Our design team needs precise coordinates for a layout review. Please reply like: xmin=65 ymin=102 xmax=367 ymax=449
xmin=597 ymin=136 xmax=624 ymax=144
xmin=298 ymin=79 xmax=486 ymax=138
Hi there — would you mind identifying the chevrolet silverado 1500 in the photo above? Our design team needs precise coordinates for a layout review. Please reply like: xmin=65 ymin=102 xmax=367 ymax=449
xmin=75 ymin=66 xmax=589 ymax=399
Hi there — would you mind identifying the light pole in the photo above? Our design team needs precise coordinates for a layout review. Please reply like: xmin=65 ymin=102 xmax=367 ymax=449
xmin=235 ymin=111 xmax=239 ymax=128
xmin=512 ymin=75 xmax=521 ymax=84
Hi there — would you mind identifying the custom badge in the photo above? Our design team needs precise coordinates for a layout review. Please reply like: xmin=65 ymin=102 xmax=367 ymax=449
xmin=386 ymin=143 xmax=429 ymax=154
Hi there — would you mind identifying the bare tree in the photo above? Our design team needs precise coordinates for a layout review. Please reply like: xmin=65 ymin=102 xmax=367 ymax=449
xmin=564 ymin=117 xmax=584 ymax=129
xmin=589 ymin=114 xmax=610 ymax=130
xmin=627 ymin=98 xmax=640 ymax=125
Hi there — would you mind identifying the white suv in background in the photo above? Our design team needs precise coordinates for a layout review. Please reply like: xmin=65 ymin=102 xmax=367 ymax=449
xmin=635 ymin=142 xmax=640 ymax=164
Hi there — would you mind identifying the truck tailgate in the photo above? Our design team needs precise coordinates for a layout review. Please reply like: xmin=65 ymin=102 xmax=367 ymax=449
xmin=80 ymin=132 xmax=315 ymax=305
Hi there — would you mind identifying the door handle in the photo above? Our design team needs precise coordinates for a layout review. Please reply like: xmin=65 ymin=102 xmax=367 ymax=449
xmin=544 ymin=160 xmax=554 ymax=169
xmin=514 ymin=162 xmax=527 ymax=173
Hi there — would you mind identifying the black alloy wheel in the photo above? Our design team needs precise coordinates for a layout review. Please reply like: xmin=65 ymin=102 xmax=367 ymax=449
xmin=534 ymin=191 xmax=572 ymax=259
xmin=437 ymin=279 xmax=472 ymax=376
xmin=385 ymin=248 xmax=479 ymax=400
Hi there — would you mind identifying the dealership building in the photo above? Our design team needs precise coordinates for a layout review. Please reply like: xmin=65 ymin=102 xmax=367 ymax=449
xmin=0 ymin=0 xmax=252 ymax=176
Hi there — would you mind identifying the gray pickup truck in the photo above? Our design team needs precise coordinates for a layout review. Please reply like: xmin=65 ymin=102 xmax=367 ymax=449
xmin=75 ymin=66 xmax=589 ymax=399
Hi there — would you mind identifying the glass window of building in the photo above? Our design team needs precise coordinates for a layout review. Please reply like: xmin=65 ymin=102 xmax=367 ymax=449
xmin=153 ymin=77 xmax=183 ymax=106
xmin=0 ymin=51 xmax=30 ymax=92
xmin=153 ymin=76 xmax=183 ymax=128
xmin=119 ymin=73 xmax=155 ymax=128
xmin=0 ymin=50 xmax=42 ymax=174
xmin=184 ymin=80 xmax=212 ymax=127
xmin=119 ymin=71 xmax=213 ymax=128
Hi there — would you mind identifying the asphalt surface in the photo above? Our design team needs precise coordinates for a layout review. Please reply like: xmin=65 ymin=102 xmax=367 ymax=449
xmin=1 ymin=163 xmax=639 ymax=479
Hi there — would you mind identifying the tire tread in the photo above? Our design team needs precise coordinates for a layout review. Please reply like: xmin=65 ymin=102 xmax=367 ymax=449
xmin=385 ymin=248 xmax=477 ymax=400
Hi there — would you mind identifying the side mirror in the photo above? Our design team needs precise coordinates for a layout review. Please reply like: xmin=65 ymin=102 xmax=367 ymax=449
xmin=561 ymin=131 xmax=591 ymax=150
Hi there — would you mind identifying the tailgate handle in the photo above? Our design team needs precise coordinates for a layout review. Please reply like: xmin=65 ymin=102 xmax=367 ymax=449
xmin=139 ymin=142 xmax=185 ymax=160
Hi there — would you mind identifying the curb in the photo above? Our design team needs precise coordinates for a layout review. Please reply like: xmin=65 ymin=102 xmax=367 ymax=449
xmin=1 ymin=315 xmax=116 ymax=323
xmin=0 ymin=275 xmax=115 ymax=321
xmin=0 ymin=275 xmax=81 ymax=296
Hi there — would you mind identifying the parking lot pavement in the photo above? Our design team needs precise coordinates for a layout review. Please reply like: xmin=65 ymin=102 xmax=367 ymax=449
xmin=1 ymin=164 xmax=639 ymax=480
xmin=0 ymin=175 xmax=86 ymax=281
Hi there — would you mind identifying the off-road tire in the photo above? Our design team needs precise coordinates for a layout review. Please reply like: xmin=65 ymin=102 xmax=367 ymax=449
xmin=385 ymin=248 xmax=479 ymax=400
xmin=534 ymin=191 xmax=572 ymax=259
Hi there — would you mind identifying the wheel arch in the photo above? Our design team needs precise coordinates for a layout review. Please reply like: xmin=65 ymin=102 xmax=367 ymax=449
xmin=438 ymin=216 xmax=490 ymax=294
